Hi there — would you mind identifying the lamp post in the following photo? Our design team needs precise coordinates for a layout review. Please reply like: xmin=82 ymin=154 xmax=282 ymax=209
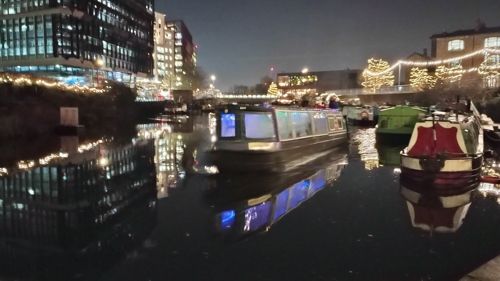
xmin=210 ymin=74 xmax=216 ymax=88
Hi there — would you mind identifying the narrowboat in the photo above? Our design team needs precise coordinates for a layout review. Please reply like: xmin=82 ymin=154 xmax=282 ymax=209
xmin=346 ymin=105 xmax=377 ymax=126
xmin=375 ymin=105 xmax=427 ymax=144
xmin=400 ymin=108 xmax=483 ymax=190
xmin=209 ymin=105 xmax=348 ymax=172
xmin=400 ymin=180 xmax=478 ymax=233
xmin=207 ymin=153 xmax=348 ymax=240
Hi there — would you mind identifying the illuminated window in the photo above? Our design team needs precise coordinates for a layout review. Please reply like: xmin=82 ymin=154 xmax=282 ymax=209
xmin=448 ymin=40 xmax=464 ymax=51
xmin=313 ymin=113 xmax=328 ymax=134
xmin=485 ymin=37 xmax=500 ymax=48
xmin=244 ymin=113 xmax=275 ymax=139
xmin=291 ymin=112 xmax=312 ymax=138
xmin=220 ymin=113 xmax=236 ymax=137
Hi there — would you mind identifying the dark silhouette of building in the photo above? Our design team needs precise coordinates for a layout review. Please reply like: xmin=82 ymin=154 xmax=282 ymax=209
xmin=277 ymin=69 xmax=362 ymax=95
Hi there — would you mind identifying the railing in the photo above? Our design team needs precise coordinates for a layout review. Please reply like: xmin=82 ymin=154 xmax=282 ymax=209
xmin=324 ymin=85 xmax=417 ymax=96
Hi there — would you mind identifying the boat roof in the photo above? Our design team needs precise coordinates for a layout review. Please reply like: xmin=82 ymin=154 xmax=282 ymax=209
xmin=218 ymin=104 xmax=342 ymax=113
xmin=379 ymin=105 xmax=427 ymax=116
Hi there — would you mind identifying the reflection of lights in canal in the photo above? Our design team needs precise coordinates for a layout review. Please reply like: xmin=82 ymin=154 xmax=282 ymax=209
xmin=353 ymin=128 xmax=379 ymax=170
xmin=478 ymin=183 xmax=500 ymax=205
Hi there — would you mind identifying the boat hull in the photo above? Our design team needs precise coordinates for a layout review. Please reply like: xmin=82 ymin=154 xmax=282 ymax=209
xmin=400 ymin=154 xmax=482 ymax=192
xmin=209 ymin=133 xmax=348 ymax=173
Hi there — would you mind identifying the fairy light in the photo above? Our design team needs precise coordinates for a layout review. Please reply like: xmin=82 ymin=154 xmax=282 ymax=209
xmin=478 ymin=54 xmax=500 ymax=77
xmin=267 ymin=82 xmax=278 ymax=96
xmin=362 ymin=58 xmax=395 ymax=92
xmin=364 ymin=48 xmax=500 ymax=77
xmin=0 ymin=73 xmax=107 ymax=94
xmin=409 ymin=67 xmax=437 ymax=91
xmin=435 ymin=64 xmax=464 ymax=84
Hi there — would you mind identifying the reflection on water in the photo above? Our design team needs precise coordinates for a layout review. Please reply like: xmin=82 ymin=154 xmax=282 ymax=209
xmin=0 ymin=136 xmax=157 ymax=280
xmin=352 ymin=128 xmax=406 ymax=170
xmin=400 ymin=182 xmax=477 ymax=234
xmin=136 ymin=116 xmax=213 ymax=198
xmin=0 ymin=117 xmax=498 ymax=281
xmin=353 ymin=128 xmax=379 ymax=170
xmin=206 ymin=151 xmax=348 ymax=240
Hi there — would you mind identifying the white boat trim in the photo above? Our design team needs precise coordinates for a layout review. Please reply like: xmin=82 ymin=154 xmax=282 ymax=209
xmin=401 ymin=155 xmax=475 ymax=172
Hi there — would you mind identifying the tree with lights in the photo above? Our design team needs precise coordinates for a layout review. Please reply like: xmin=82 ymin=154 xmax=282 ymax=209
xmin=267 ymin=82 xmax=278 ymax=96
xmin=409 ymin=67 xmax=437 ymax=91
xmin=362 ymin=59 xmax=395 ymax=93
xmin=435 ymin=64 xmax=464 ymax=85
xmin=478 ymin=55 xmax=500 ymax=87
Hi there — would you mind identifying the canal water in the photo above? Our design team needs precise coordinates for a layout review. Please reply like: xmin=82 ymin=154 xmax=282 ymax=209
xmin=0 ymin=115 xmax=498 ymax=281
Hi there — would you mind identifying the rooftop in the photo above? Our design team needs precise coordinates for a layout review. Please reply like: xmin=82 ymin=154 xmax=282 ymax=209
xmin=431 ymin=23 xmax=500 ymax=39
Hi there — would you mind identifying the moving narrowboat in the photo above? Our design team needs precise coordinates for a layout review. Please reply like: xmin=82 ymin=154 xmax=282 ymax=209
xmin=207 ymin=152 xmax=348 ymax=240
xmin=209 ymin=105 xmax=348 ymax=172
xmin=375 ymin=105 xmax=427 ymax=144
xmin=400 ymin=108 xmax=483 ymax=190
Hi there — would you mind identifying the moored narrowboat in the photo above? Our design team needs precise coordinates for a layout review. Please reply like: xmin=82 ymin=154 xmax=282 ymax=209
xmin=400 ymin=108 xmax=483 ymax=190
xmin=375 ymin=105 xmax=427 ymax=144
xmin=346 ymin=105 xmax=377 ymax=126
xmin=209 ymin=105 xmax=348 ymax=172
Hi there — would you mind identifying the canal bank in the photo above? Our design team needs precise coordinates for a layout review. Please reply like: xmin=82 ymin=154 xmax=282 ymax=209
xmin=0 ymin=82 xmax=165 ymax=140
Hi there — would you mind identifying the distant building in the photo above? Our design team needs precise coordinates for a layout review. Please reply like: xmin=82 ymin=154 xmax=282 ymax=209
xmin=277 ymin=69 xmax=361 ymax=96
xmin=0 ymin=0 xmax=155 ymax=85
xmin=431 ymin=22 xmax=500 ymax=69
xmin=166 ymin=20 xmax=197 ymax=90
xmin=153 ymin=12 xmax=174 ymax=83
xmin=403 ymin=49 xmax=432 ymax=84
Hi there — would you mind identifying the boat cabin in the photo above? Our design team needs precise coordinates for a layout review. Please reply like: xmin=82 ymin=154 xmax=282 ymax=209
xmin=215 ymin=105 xmax=346 ymax=151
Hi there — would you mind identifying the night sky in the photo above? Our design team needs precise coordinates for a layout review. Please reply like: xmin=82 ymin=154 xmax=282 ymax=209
xmin=157 ymin=0 xmax=500 ymax=90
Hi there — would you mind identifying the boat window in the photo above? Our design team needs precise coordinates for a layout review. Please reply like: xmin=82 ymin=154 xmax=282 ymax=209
xmin=313 ymin=112 xmax=328 ymax=135
xmin=328 ymin=117 xmax=337 ymax=131
xmin=220 ymin=113 xmax=236 ymax=137
xmin=244 ymin=113 xmax=275 ymax=139
xmin=337 ymin=118 xmax=344 ymax=130
xmin=291 ymin=112 xmax=313 ymax=138
xmin=276 ymin=111 xmax=293 ymax=140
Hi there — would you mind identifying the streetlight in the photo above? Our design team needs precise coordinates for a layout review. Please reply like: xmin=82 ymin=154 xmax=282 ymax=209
xmin=301 ymin=67 xmax=309 ymax=74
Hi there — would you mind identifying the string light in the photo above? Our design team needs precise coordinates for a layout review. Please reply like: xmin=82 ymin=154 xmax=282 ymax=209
xmin=362 ymin=58 xmax=395 ymax=92
xmin=0 ymin=73 xmax=107 ymax=94
xmin=267 ymin=82 xmax=278 ymax=96
xmin=364 ymin=48 xmax=500 ymax=77
xmin=478 ymin=54 xmax=500 ymax=77
xmin=435 ymin=64 xmax=464 ymax=84
xmin=409 ymin=67 xmax=437 ymax=91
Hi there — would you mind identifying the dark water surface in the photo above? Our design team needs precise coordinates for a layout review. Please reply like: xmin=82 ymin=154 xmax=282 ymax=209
xmin=0 ymin=115 xmax=498 ymax=281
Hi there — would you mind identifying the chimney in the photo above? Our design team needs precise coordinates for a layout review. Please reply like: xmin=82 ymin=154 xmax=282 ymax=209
xmin=475 ymin=19 xmax=486 ymax=31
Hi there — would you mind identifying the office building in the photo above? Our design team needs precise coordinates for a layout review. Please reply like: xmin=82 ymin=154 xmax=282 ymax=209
xmin=0 ymin=0 xmax=155 ymax=85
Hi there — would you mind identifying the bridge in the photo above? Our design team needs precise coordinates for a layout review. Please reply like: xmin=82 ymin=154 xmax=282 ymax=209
xmin=323 ymin=85 xmax=418 ymax=97
xmin=194 ymin=85 xmax=420 ymax=105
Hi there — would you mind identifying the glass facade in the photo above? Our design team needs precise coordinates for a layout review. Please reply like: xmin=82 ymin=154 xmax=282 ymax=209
xmin=0 ymin=0 xmax=154 ymax=83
